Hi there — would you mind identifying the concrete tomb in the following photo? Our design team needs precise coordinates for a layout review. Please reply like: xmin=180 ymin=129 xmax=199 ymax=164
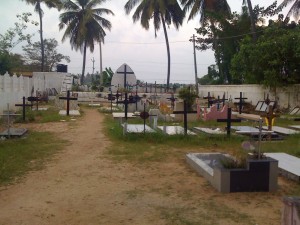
xmin=289 ymin=107 xmax=300 ymax=115
xmin=59 ymin=110 xmax=81 ymax=116
xmin=121 ymin=124 xmax=155 ymax=133
xmin=264 ymin=153 xmax=300 ymax=181
xmin=262 ymin=126 xmax=300 ymax=135
xmin=157 ymin=126 xmax=196 ymax=135
xmin=186 ymin=152 xmax=278 ymax=193
xmin=0 ymin=128 xmax=28 ymax=137
xmin=193 ymin=127 xmax=226 ymax=135
xmin=289 ymin=125 xmax=300 ymax=130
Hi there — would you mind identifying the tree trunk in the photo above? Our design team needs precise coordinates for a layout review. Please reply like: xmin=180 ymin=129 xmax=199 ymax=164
xmin=38 ymin=1 xmax=45 ymax=72
xmin=161 ymin=15 xmax=171 ymax=91
xmin=81 ymin=41 xmax=87 ymax=84
xmin=246 ymin=0 xmax=257 ymax=41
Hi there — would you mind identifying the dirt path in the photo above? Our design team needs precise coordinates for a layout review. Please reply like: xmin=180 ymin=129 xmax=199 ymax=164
xmin=0 ymin=108 xmax=293 ymax=225
xmin=0 ymin=108 xmax=164 ymax=225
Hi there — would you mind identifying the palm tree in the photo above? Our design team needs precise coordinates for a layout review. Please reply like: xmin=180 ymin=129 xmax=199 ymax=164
xmin=124 ymin=0 xmax=185 ymax=90
xmin=278 ymin=0 xmax=300 ymax=20
xmin=59 ymin=0 xmax=114 ymax=83
xmin=243 ymin=0 xmax=257 ymax=41
xmin=22 ymin=0 xmax=62 ymax=72
xmin=180 ymin=0 xmax=231 ymax=23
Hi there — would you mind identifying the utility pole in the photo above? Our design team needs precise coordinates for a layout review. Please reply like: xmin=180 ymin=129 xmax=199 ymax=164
xmin=99 ymin=41 xmax=103 ymax=87
xmin=193 ymin=34 xmax=199 ymax=95
xmin=91 ymin=57 xmax=95 ymax=75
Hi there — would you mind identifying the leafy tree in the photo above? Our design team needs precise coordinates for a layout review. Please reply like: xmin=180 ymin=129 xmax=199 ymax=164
xmin=59 ymin=0 xmax=114 ymax=84
xmin=22 ymin=0 xmax=62 ymax=72
xmin=124 ymin=0 xmax=185 ymax=90
xmin=231 ymin=20 xmax=300 ymax=91
xmin=22 ymin=38 xmax=70 ymax=71
xmin=0 ymin=13 xmax=38 ymax=54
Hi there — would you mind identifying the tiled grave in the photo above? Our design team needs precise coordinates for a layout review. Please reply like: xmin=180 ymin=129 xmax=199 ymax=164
xmin=0 ymin=128 xmax=28 ymax=137
xmin=157 ymin=126 xmax=196 ymax=135
xmin=112 ymin=112 xmax=135 ymax=119
xmin=59 ymin=110 xmax=81 ymax=116
xmin=265 ymin=153 xmax=300 ymax=181
xmin=193 ymin=127 xmax=225 ymax=135
xmin=122 ymin=124 xmax=155 ymax=133
xmin=262 ymin=126 xmax=300 ymax=135
xmin=289 ymin=107 xmax=300 ymax=115
xmin=232 ymin=126 xmax=273 ymax=134
xmin=289 ymin=125 xmax=300 ymax=130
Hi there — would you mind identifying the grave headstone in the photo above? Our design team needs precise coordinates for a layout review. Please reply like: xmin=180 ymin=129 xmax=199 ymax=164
xmin=15 ymin=96 xmax=33 ymax=121
xmin=59 ymin=90 xmax=78 ymax=116
xmin=217 ymin=108 xmax=241 ymax=136
xmin=234 ymin=92 xmax=248 ymax=114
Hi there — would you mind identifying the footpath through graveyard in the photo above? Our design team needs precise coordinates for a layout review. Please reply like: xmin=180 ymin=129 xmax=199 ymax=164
xmin=0 ymin=108 xmax=296 ymax=225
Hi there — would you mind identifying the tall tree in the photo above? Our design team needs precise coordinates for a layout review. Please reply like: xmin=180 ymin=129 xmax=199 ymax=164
xmin=277 ymin=0 xmax=300 ymax=20
xmin=243 ymin=0 xmax=257 ymax=41
xmin=180 ymin=0 xmax=231 ymax=23
xmin=21 ymin=0 xmax=62 ymax=72
xmin=124 ymin=0 xmax=185 ymax=90
xmin=59 ymin=0 xmax=114 ymax=83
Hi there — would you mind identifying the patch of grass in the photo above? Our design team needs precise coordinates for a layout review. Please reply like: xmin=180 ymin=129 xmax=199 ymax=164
xmin=158 ymin=200 xmax=255 ymax=225
xmin=0 ymin=131 xmax=67 ymax=185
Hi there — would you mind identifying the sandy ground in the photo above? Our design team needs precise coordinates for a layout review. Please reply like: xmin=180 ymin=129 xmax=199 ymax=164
xmin=0 ymin=108 xmax=297 ymax=225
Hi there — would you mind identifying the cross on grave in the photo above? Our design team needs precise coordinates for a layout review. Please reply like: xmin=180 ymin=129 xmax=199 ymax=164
xmin=167 ymin=93 xmax=177 ymax=110
xmin=145 ymin=82 xmax=148 ymax=93
xmin=139 ymin=103 xmax=157 ymax=134
xmin=204 ymin=92 xmax=214 ymax=108
xmin=217 ymin=107 xmax=241 ymax=136
xmin=173 ymin=100 xmax=197 ymax=135
xmin=116 ymin=64 xmax=134 ymax=89
xmin=0 ymin=104 xmax=22 ymax=138
xmin=116 ymin=92 xmax=136 ymax=121
xmin=262 ymin=105 xmax=279 ymax=131
xmin=15 ymin=96 xmax=33 ymax=121
xmin=234 ymin=92 xmax=248 ymax=114
xmin=27 ymin=96 xmax=40 ymax=110
xmin=59 ymin=90 xmax=78 ymax=116
xmin=221 ymin=93 xmax=228 ymax=107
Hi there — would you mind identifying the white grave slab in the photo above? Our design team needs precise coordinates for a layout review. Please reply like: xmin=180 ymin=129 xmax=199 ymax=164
xmin=263 ymin=126 xmax=300 ymax=135
xmin=112 ymin=112 xmax=135 ymax=118
xmin=265 ymin=153 xmax=300 ymax=181
xmin=193 ymin=127 xmax=225 ymax=135
xmin=0 ymin=128 xmax=28 ymax=137
xmin=289 ymin=125 xmax=300 ymax=130
xmin=59 ymin=110 xmax=81 ymax=116
xmin=122 ymin=124 xmax=155 ymax=133
xmin=32 ymin=107 xmax=48 ymax=111
xmin=232 ymin=126 xmax=273 ymax=134
xmin=157 ymin=126 xmax=196 ymax=135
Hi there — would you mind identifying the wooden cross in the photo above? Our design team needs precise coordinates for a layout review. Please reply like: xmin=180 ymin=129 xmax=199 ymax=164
xmin=15 ymin=96 xmax=33 ymax=121
xmin=234 ymin=92 xmax=248 ymax=114
xmin=116 ymin=64 xmax=134 ymax=89
xmin=173 ymin=100 xmax=197 ymax=135
xmin=27 ymin=96 xmax=40 ymax=110
xmin=217 ymin=107 xmax=241 ymax=136
xmin=59 ymin=90 xmax=78 ymax=116
xmin=167 ymin=93 xmax=177 ymax=110
xmin=116 ymin=93 xmax=136 ymax=121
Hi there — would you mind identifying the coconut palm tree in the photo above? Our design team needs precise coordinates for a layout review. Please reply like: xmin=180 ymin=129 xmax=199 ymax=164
xmin=278 ymin=0 xmax=300 ymax=20
xmin=59 ymin=0 xmax=114 ymax=83
xmin=243 ymin=0 xmax=257 ymax=41
xmin=124 ymin=0 xmax=185 ymax=90
xmin=180 ymin=0 xmax=231 ymax=24
xmin=22 ymin=0 xmax=62 ymax=72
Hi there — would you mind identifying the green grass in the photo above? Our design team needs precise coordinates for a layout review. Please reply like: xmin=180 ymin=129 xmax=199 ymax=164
xmin=0 ymin=131 xmax=67 ymax=185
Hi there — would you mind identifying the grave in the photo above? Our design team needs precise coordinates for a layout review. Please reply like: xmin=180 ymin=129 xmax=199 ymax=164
xmin=59 ymin=110 xmax=81 ymax=116
xmin=121 ymin=124 xmax=155 ymax=133
xmin=289 ymin=107 xmax=300 ymax=115
xmin=15 ymin=96 xmax=33 ymax=121
xmin=264 ymin=153 xmax=300 ymax=181
xmin=193 ymin=127 xmax=226 ymax=135
xmin=231 ymin=126 xmax=281 ymax=140
xmin=234 ymin=92 xmax=248 ymax=114
xmin=262 ymin=126 xmax=300 ymax=135
xmin=217 ymin=108 xmax=241 ymax=136
xmin=186 ymin=152 xmax=278 ymax=193
xmin=58 ymin=90 xmax=78 ymax=116
xmin=110 ymin=63 xmax=137 ymax=92
xmin=112 ymin=112 xmax=135 ymax=119
xmin=203 ymin=104 xmax=228 ymax=121
xmin=157 ymin=126 xmax=196 ymax=135
xmin=289 ymin=125 xmax=300 ymax=130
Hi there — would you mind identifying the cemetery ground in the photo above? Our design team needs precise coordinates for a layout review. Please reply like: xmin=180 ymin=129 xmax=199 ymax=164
xmin=0 ymin=105 xmax=300 ymax=225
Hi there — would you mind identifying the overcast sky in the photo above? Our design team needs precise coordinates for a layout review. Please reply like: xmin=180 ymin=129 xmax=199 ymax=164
xmin=0 ymin=0 xmax=282 ymax=84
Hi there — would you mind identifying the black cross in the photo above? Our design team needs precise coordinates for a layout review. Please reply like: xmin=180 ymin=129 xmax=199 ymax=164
xmin=15 ymin=96 xmax=33 ymax=121
xmin=221 ymin=93 xmax=228 ymax=107
xmin=217 ymin=107 xmax=241 ymax=136
xmin=173 ymin=100 xmax=197 ymax=135
xmin=154 ymin=81 xmax=157 ymax=94
xmin=27 ymin=96 xmax=40 ymax=110
xmin=139 ymin=103 xmax=157 ymax=134
xmin=234 ymin=92 xmax=248 ymax=114
xmin=116 ymin=93 xmax=136 ymax=121
xmin=59 ymin=90 xmax=78 ymax=116
xmin=204 ymin=92 xmax=214 ymax=108
xmin=145 ymin=82 xmax=148 ymax=93
xmin=116 ymin=64 xmax=134 ymax=89
xmin=167 ymin=93 xmax=177 ymax=110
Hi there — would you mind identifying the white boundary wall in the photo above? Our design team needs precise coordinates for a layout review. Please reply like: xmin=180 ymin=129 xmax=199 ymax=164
xmin=0 ymin=72 xmax=70 ymax=113
xmin=198 ymin=84 xmax=300 ymax=109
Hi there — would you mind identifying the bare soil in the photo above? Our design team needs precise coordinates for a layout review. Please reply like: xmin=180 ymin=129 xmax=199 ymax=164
xmin=0 ymin=108 xmax=297 ymax=225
